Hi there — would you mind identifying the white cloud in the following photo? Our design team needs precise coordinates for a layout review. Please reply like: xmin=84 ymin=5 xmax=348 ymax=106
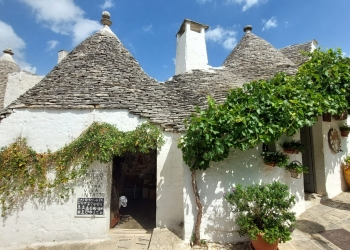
xmin=0 ymin=20 xmax=36 ymax=73
xmin=20 ymin=0 xmax=102 ymax=45
xmin=226 ymin=0 xmax=267 ymax=11
xmin=46 ymin=40 xmax=59 ymax=51
xmin=100 ymin=0 xmax=114 ymax=10
xmin=142 ymin=24 xmax=153 ymax=32
xmin=206 ymin=26 xmax=237 ymax=50
xmin=262 ymin=16 xmax=277 ymax=31
xmin=196 ymin=0 xmax=211 ymax=3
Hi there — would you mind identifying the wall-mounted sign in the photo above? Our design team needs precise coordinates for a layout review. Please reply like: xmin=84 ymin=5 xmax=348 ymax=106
xmin=77 ymin=198 xmax=104 ymax=215
xmin=75 ymin=168 xmax=107 ymax=217
xmin=328 ymin=128 xmax=342 ymax=153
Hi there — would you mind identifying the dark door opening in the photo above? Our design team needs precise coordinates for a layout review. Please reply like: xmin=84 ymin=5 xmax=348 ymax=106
xmin=110 ymin=150 xmax=157 ymax=230
xmin=300 ymin=127 xmax=316 ymax=193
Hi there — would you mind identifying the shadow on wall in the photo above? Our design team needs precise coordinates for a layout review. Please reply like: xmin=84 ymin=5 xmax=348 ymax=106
xmin=156 ymin=134 xmax=184 ymax=238
xmin=183 ymin=145 xmax=305 ymax=242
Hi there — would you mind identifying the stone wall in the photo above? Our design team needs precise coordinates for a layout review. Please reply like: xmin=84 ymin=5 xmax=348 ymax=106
xmin=4 ymin=71 xmax=43 ymax=108
xmin=0 ymin=60 xmax=20 ymax=108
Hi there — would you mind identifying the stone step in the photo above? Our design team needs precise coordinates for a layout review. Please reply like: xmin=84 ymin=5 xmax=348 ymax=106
xmin=108 ymin=228 xmax=153 ymax=235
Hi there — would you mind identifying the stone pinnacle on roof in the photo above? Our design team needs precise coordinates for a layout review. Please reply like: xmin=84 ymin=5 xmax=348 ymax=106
xmin=3 ymin=48 xmax=14 ymax=55
xmin=243 ymin=25 xmax=252 ymax=33
xmin=101 ymin=11 xmax=112 ymax=26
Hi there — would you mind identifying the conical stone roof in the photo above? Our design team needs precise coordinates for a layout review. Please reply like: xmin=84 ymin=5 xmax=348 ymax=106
xmin=223 ymin=26 xmax=297 ymax=81
xmin=0 ymin=49 xmax=21 ymax=108
xmin=9 ymin=26 xmax=158 ymax=109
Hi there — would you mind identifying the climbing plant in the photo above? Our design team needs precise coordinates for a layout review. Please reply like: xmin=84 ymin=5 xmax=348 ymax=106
xmin=178 ymin=48 xmax=350 ymax=245
xmin=0 ymin=122 xmax=164 ymax=217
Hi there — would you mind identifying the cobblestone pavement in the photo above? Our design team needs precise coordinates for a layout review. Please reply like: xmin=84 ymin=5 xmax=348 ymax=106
xmin=13 ymin=191 xmax=350 ymax=250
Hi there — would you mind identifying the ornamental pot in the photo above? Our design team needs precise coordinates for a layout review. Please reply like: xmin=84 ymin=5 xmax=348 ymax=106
xmin=289 ymin=170 xmax=302 ymax=179
xmin=340 ymin=130 xmax=349 ymax=137
xmin=344 ymin=167 xmax=350 ymax=188
xmin=251 ymin=234 xmax=278 ymax=250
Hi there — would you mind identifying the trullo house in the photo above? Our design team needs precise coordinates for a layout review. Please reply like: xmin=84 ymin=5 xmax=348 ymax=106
xmin=0 ymin=11 xmax=348 ymax=249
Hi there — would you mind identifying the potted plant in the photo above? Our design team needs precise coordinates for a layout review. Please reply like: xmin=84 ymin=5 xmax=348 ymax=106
xmin=286 ymin=161 xmax=309 ymax=179
xmin=342 ymin=155 xmax=350 ymax=188
xmin=261 ymin=152 xmax=288 ymax=167
xmin=224 ymin=182 xmax=296 ymax=250
xmin=281 ymin=140 xmax=305 ymax=154
xmin=339 ymin=125 xmax=350 ymax=137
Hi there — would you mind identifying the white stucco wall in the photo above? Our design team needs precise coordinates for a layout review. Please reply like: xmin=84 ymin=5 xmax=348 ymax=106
xmin=0 ymin=109 xmax=145 ymax=249
xmin=320 ymin=117 xmax=349 ymax=198
xmin=182 ymin=137 xmax=306 ymax=243
xmin=156 ymin=132 xmax=184 ymax=236
xmin=175 ymin=23 xmax=208 ymax=75
xmin=3 ymin=71 xmax=43 ymax=108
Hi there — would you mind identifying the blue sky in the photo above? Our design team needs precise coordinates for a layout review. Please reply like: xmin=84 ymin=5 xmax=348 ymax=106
xmin=0 ymin=0 xmax=349 ymax=82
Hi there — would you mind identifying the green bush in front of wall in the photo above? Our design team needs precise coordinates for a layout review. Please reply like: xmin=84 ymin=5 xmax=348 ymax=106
xmin=0 ymin=121 xmax=164 ymax=217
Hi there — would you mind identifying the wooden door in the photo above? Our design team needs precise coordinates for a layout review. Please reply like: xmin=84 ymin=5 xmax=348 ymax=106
xmin=300 ymin=127 xmax=316 ymax=193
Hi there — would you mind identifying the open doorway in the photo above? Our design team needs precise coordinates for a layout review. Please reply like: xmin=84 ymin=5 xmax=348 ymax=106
xmin=110 ymin=150 xmax=157 ymax=230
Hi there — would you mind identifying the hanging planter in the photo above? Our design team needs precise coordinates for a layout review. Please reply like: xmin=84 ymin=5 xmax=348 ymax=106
xmin=286 ymin=161 xmax=308 ymax=179
xmin=340 ymin=125 xmax=350 ymax=137
xmin=281 ymin=140 xmax=305 ymax=154
xmin=261 ymin=152 xmax=288 ymax=168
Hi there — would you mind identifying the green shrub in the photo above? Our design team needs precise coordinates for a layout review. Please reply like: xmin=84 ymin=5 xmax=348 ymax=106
xmin=224 ymin=182 xmax=296 ymax=244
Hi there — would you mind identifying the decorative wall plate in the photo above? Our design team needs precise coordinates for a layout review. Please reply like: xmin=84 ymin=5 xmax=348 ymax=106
xmin=328 ymin=128 xmax=342 ymax=153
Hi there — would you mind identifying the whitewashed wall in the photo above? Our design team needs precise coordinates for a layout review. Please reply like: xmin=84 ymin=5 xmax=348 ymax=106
xmin=182 ymin=136 xmax=306 ymax=243
xmin=156 ymin=132 xmax=184 ymax=236
xmin=0 ymin=108 xmax=186 ymax=248
xmin=0 ymin=109 xmax=145 ymax=249
xmin=3 ymin=71 xmax=43 ymax=108
xmin=320 ymin=117 xmax=349 ymax=198
xmin=175 ymin=22 xmax=208 ymax=75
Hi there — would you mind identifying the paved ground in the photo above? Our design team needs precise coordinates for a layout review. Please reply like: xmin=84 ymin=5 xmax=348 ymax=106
xmin=13 ymin=191 xmax=350 ymax=250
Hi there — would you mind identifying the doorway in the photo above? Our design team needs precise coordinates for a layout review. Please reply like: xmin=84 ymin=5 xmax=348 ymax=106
xmin=110 ymin=150 xmax=157 ymax=230
xmin=300 ymin=127 xmax=316 ymax=193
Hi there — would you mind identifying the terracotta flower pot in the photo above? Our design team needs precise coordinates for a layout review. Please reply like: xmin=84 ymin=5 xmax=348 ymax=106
xmin=344 ymin=167 xmax=350 ymax=188
xmin=251 ymin=234 xmax=278 ymax=250
xmin=265 ymin=162 xmax=276 ymax=167
xmin=283 ymin=149 xmax=299 ymax=154
xmin=340 ymin=130 xmax=349 ymax=137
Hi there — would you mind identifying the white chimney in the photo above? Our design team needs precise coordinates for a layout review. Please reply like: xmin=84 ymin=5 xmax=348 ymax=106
xmin=175 ymin=19 xmax=209 ymax=75
xmin=57 ymin=50 xmax=69 ymax=64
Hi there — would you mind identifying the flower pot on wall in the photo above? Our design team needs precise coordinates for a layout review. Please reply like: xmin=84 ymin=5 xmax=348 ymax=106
xmin=289 ymin=170 xmax=302 ymax=179
xmin=341 ymin=130 xmax=349 ymax=137
xmin=283 ymin=149 xmax=299 ymax=154
xmin=251 ymin=234 xmax=278 ymax=250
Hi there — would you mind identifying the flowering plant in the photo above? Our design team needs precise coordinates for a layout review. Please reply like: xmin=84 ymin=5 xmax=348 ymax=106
xmin=224 ymin=182 xmax=296 ymax=244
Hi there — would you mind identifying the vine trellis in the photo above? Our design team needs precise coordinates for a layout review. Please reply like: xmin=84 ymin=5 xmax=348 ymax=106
xmin=0 ymin=122 xmax=164 ymax=216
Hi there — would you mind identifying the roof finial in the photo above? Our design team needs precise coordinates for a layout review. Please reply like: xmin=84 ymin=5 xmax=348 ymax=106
xmin=243 ymin=25 xmax=252 ymax=33
xmin=3 ymin=48 xmax=14 ymax=55
xmin=101 ymin=11 xmax=112 ymax=26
